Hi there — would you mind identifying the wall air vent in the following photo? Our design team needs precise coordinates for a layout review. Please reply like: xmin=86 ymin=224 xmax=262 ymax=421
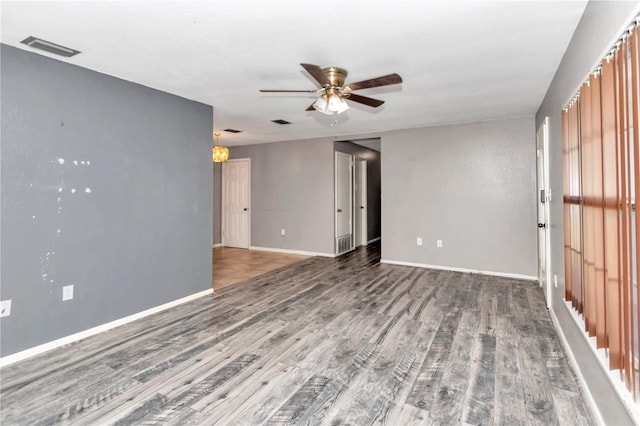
xmin=271 ymin=119 xmax=291 ymax=125
xmin=20 ymin=36 xmax=81 ymax=57
xmin=223 ymin=129 xmax=242 ymax=133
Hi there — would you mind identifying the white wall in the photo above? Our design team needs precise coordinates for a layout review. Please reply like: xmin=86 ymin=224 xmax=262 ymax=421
xmin=536 ymin=1 xmax=640 ymax=424
xmin=380 ymin=117 xmax=537 ymax=278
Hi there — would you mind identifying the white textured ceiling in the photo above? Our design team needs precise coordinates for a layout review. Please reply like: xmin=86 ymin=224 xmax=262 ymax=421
xmin=1 ymin=1 xmax=587 ymax=146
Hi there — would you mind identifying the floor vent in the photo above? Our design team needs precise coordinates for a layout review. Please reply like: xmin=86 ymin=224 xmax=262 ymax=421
xmin=336 ymin=234 xmax=353 ymax=255
xmin=21 ymin=36 xmax=81 ymax=57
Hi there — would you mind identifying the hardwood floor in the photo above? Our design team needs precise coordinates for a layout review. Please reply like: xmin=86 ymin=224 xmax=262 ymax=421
xmin=212 ymin=247 xmax=309 ymax=290
xmin=1 ymin=244 xmax=593 ymax=425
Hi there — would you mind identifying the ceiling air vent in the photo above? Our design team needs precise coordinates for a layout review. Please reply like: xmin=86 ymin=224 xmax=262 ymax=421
xmin=271 ymin=119 xmax=291 ymax=125
xmin=223 ymin=129 xmax=242 ymax=133
xmin=20 ymin=36 xmax=81 ymax=57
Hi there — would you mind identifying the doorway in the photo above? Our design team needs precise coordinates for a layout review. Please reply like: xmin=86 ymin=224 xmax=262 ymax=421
xmin=222 ymin=158 xmax=250 ymax=249
xmin=355 ymin=159 xmax=368 ymax=247
xmin=537 ymin=117 xmax=551 ymax=308
xmin=335 ymin=152 xmax=354 ymax=255
xmin=334 ymin=138 xmax=382 ymax=250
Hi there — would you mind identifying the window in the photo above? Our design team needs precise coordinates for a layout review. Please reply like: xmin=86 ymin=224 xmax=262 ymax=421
xmin=563 ymin=19 xmax=640 ymax=399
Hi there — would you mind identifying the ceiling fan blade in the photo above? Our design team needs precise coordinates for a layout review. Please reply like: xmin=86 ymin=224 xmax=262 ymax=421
xmin=305 ymin=103 xmax=315 ymax=111
xmin=344 ymin=73 xmax=403 ymax=91
xmin=344 ymin=93 xmax=385 ymax=108
xmin=259 ymin=89 xmax=318 ymax=93
xmin=301 ymin=63 xmax=331 ymax=87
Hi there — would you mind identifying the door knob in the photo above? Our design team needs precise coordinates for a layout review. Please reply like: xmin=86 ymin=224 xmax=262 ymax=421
xmin=360 ymin=206 xmax=364 ymax=209
xmin=243 ymin=208 xmax=248 ymax=211
xmin=538 ymin=223 xmax=545 ymax=228
xmin=337 ymin=209 xmax=342 ymax=213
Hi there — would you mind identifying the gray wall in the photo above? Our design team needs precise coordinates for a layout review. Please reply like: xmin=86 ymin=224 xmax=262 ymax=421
xmin=0 ymin=45 xmax=213 ymax=357
xmin=229 ymin=138 xmax=334 ymax=255
xmin=535 ymin=2 xmax=640 ymax=424
xmin=334 ymin=140 xmax=381 ymax=242
xmin=381 ymin=117 xmax=537 ymax=277
xmin=213 ymin=163 xmax=222 ymax=245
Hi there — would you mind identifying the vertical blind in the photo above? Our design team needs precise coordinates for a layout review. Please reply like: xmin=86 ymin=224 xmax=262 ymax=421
xmin=563 ymin=19 xmax=639 ymax=398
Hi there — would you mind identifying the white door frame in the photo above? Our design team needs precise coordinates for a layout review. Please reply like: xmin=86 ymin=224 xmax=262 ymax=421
xmin=335 ymin=152 xmax=355 ymax=255
xmin=221 ymin=158 xmax=251 ymax=249
xmin=537 ymin=117 xmax=552 ymax=308
xmin=355 ymin=159 xmax=368 ymax=247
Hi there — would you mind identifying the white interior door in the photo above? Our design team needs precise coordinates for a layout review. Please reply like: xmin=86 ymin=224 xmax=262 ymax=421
xmin=355 ymin=159 xmax=367 ymax=247
xmin=335 ymin=152 xmax=354 ymax=255
xmin=537 ymin=117 xmax=551 ymax=308
xmin=222 ymin=158 xmax=250 ymax=249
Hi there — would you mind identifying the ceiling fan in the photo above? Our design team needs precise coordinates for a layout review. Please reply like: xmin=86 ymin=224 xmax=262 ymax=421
xmin=259 ymin=63 xmax=403 ymax=115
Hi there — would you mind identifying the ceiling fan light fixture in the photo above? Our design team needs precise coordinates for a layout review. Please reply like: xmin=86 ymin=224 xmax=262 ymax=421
xmin=328 ymin=93 xmax=349 ymax=114
xmin=313 ymin=92 xmax=349 ymax=115
xmin=312 ymin=95 xmax=329 ymax=114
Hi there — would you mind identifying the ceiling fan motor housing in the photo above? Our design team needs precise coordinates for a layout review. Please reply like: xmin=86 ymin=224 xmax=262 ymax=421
xmin=323 ymin=67 xmax=348 ymax=88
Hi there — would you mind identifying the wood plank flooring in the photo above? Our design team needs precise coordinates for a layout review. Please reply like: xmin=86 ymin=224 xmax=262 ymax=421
xmin=0 ymin=244 xmax=594 ymax=425
xmin=212 ymin=247 xmax=309 ymax=290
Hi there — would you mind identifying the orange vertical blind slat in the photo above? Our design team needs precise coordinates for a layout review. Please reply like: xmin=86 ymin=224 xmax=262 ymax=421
xmin=616 ymin=40 xmax=632 ymax=391
xmin=630 ymin=25 xmax=640 ymax=399
xmin=581 ymin=80 xmax=597 ymax=335
xmin=601 ymin=57 xmax=624 ymax=371
xmin=563 ymin=110 xmax=573 ymax=302
xmin=590 ymin=72 xmax=608 ymax=348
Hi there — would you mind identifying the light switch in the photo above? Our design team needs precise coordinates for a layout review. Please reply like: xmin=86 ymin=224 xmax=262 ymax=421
xmin=0 ymin=300 xmax=12 ymax=317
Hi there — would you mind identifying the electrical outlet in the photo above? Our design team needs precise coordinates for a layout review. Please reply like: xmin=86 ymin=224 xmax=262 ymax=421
xmin=281 ymin=228 xmax=286 ymax=236
xmin=554 ymin=274 xmax=558 ymax=288
xmin=62 ymin=285 xmax=74 ymax=301
xmin=416 ymin=237 xmax=422 ymax=246
xmin=0 ymin=300 xmax=12 ymax=317
xmin=437 ymin=239 xmax=443 ymax=248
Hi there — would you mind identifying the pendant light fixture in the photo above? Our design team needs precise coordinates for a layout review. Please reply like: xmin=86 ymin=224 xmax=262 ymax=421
xmin=212 ymin=132 xmax=229 ymax=163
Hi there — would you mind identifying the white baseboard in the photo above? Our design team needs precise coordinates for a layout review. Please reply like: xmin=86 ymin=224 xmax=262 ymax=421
xmin=367 ymin=237 xmax=381 ymax=244
xmin=212 ymin=243 xmax=222 ymax=248
xmin=249 ymin=246 xmax=335 ymax=258
xmin=379 ymin=259 xmax=537 ymax=281
xmin=0 ymin=288 xmax=213 ymax=369
xmin=549 ymin=306 xmax=605 ymax=425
